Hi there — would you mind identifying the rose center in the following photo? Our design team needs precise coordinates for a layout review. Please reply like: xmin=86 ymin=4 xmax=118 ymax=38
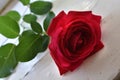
xmin=67 ymin=30 xmax=87 ymax=53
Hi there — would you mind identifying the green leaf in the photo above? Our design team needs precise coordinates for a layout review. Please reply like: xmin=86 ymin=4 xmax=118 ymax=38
xmin=30 ymin=1 xmax=52 ymax=15
xmin=15 ymin=30 xmax=49 ymax=62
xmin=39 ymin=35 xmax=49 ymax=52
xmin=43 ymin=11 xmax=55 ymax=31
xmin=23 ymin=14 xmax=37 ymax=23
xmin=0 ymin=16 xmax=20 ymax=38
xmin=6 ymin=10 xmax=21 ymax=22
xmin=30 ymin=21 xmax=42 ymax=34
xmin=0 ymin=44 xmax=17 ymax=78
xmin=19 ymin=0 xmax=30 ymax=5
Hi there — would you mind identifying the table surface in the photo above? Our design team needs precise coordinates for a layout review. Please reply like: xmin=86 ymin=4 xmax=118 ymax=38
xmin=1 ymin=0 xmax=120 ymax=80
xmin=24 ymin=0 xmax=120 ymax=80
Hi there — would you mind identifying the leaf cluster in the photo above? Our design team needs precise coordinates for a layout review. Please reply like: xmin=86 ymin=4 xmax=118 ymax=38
xmin=0 ymin=0 xmax=55 ymax=78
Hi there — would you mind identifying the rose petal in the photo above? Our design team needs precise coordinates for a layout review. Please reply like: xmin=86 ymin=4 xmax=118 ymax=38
xmin=92 ymin=14 xmax=102 ymax=24
xmin=68 ymin=11 xmax=92 ymax=17
xmin=87 ymin=41 xmax=104 ymax=58
xmin=66 ymin=11 xmax=92 ymax=24
xmin=47 ymin=11 xmax=66 ymax=36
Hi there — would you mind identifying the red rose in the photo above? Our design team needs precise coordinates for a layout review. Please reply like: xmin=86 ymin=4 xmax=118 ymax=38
xmin=47 ymin=11 xmax=104 ymax=75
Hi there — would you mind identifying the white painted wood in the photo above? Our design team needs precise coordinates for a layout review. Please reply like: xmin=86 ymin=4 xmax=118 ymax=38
xmin=0 ymin=0 xmax=9 ymax=11
xmin=23 ymin=0 xmax=120 ymax=80
xmin=0 ymin=0 xmax=120 ymax=80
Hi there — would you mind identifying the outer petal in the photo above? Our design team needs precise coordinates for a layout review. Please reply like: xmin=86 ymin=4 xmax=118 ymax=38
xmin=69 ymin=59 xmax=84 ymax=71
xmin=90 ymin=15 xmax=102 ymax=41
xmin=49 ymin=43 xmax=70 ymax=75
xmin=92 ymin=14 xmax=102 ymax=24
xmin=68 ymin=11 xmax=92 ymax=17
xmin=65 ymin=11 xmax=92 ymax=24
xmin=47 ymin=11 xmax=66 ymax=36
xmin=87 ymin=41 xmax=104 ymax=57
xmin=48 ymin=27 xmax=71 ymax=75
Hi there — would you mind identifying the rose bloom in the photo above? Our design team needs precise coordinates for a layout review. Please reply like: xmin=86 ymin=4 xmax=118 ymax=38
xmin=47 ymin=11 xmax=104 ymax=75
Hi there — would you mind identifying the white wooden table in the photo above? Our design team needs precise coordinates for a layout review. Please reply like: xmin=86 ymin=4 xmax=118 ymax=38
xmin=24 ymin=0 xmax=120 ymax=80
xmin=1 ymin=0 xmax=120 ymax=80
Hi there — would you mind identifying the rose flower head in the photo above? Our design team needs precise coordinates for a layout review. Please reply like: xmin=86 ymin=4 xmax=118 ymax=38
xmin=47 ymin=11 xmax=104 ymax=75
